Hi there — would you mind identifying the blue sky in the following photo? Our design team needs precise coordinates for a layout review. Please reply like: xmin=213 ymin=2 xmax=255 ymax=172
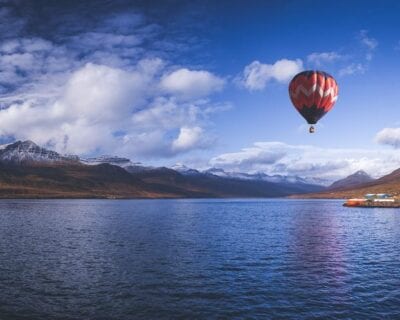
xmin=1 ymin=0 xmax=400 ymax=181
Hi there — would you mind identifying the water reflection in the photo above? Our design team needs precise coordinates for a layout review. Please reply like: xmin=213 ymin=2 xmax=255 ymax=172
xmin=288 ymin=201 xmax=351 ymax=314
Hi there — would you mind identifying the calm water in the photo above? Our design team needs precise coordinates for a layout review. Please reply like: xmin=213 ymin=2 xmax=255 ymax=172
xmin=0 ymin=199 xmax=400 ymax=319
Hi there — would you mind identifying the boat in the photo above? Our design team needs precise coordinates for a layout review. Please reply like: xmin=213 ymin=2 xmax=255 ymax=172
xmin=343 ymin=193 xmax=400 ymax=208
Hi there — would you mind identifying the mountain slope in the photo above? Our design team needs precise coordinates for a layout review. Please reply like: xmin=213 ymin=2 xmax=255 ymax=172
xmin=80 ymin=155 xmax=134 ymax=167
xmin=328 ymin=170 xmax=374 ymax=190
xmin=203 ymin=167 xmax=331 ymax=186
xmin=131 ymin=167 xmax=324 ymax=198
xmin=0 ymin=140 xmax=325 ymax=199
xmin=0 ymin=140 xmax=79 ymax=164
xmin=0 ymin=162 xmax=323 ymax=199
xmin=292 ymin=168 xmax=400 ymax=199
xmin=0 ymin=163 xmax=167 ymax=198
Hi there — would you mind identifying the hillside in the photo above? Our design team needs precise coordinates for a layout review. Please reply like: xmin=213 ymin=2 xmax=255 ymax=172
xmin=0 ymin=140 xmax=324 ymax=199
xmin=292 ymin=168 xmax=400 ymax=199
xmin=328 ymin=170 xmax=374 ymax=190
xmin=130 ymin=167 xmax=324 ymax=198
xmin=0 ymin=163 xmax=324 ymax=199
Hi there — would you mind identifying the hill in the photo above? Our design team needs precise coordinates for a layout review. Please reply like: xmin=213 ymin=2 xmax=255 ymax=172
xmin=0 ymin=140 xmax=324 ymax=199
xmin=328 ymin=170 xmax=375 ymax=190
xmin=292 ymin=168 xmax=400 ymax=199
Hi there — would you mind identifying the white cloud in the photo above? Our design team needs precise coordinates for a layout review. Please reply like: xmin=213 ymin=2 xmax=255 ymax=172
xmin=240 ymin=59 xmax=303 ymax=90
xmin=211 ymin=142 xmax=287 ymax=167
xmin=0 ymin=61 xmax=225 ymax=158
xmin=0 ymin=37 xmax=75 ymax=93
xmin=307 ymin=51 xmax=342 ymax=66
xmin=161 ymin=68 xmax=224 ymax=99
xmin=210 ymin=141 xmax=400 ymax=181
xmin=0 ymin=9 xmax=229 ymax=159
xmin=375 ymin=128 xmax=400 ymax=148
xmin=339 ymin=63 xmax=365 ymax=76
xmin=359 ymin=30 xmax=378 ymax=51
xmin=0 ymin=11 xmax=162 ymax=95
xmin=0 ymin=38 xmax=53 ymax=54
xmin=336 ymin=30 xmax=378 ymax=77
xmin=359 ymin=30 xmax=378 ymax=62
xmin=172 ymin=126 xmax=204 ymax=152
xmin=61 ymin=63 xmax=148 ymax=122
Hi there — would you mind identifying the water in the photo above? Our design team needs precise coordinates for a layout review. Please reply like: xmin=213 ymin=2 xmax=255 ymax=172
xmin=0 ymin=199 xmax=400 ymax=319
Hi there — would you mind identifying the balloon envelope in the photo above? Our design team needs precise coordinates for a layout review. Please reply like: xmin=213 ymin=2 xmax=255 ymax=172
xmin=289 ymin=70 xmax=338 ymax=124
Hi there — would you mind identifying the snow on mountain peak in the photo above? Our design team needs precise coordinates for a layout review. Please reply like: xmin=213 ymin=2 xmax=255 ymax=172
xmin=81 ymin=155 xmax=138 ymax=168
xmin=0 ymin=140 xmax=79 ymax=164
xmin=171 ymin=163 xmax=201 ymax=175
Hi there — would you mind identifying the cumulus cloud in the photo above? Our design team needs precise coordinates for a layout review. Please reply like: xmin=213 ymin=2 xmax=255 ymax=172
xmin=210 ymin=141 xmax=400 ymax=182
xmin=211 ymin=142 xmax=287 ymax=168
xmin=172 ymin=126 xmax=205 ymax=152
xmin=0 ymin=7 xmax=228 ymax=159
xmin=307 ymin=51 xmax=342 ymax=66
xmin=0 ymin=61 xmax=225 ymax=158
xmin=161 ymin=68 xmax=224 ymax=99
xmin=375 ymin=128 xmax=400 ymax=148
xmin=240 ymin=59 xmax=303 ymax=90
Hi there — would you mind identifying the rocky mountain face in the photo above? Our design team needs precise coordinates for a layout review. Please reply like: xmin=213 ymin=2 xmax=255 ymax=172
xmin=0 ymin=140 xmax=326 ymax=198
xmin=0 ymin=140 xmax=79 ymax=164
xmin=171 ymin=164 xmax=202 ymax=176
xmin=81 ymin=155 xmax=136 ymax=167
xmin=292 ymin=169 xmax=400 ymax=199
xmin=328 ymin=170 xmax=375 ymax=190
xmin=131 ymin=166 xmax=324 ymax=198
xmin=202 ymin=167 xmax=331 ymax=186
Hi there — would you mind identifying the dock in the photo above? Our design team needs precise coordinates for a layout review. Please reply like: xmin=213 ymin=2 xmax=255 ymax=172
xmin=343 ymin=193 xmax=400 ymax=208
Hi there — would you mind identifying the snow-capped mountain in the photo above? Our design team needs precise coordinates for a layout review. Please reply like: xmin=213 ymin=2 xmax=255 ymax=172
xmin=171 ymin=163 xmax=202 ymax=175
xmin=81 ymin=155 xmax=139 ymax=168
xmin=328 ymin=170 xmax=374 ymax=190
xmin=0 ymin=140 xmax=325 ymax=197
xmin=203 ymin=167 xmax=230 ymax=177
xmin=203 ymin=167 xmax=329 ymax=186
xmin=0 ymin=140 xmax=79 ymax=164
xmin=0 ymin=140 xmax=328 ymax=188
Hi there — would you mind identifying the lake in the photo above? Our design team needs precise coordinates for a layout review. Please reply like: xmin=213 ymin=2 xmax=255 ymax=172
xmin=0 ymin=199 xmax=399 ymax=319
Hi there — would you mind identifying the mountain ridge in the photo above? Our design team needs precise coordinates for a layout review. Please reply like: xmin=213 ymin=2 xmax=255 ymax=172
xmin=0 ymin=140 xmax=79 ymax=164
xmin=328 ymin=170 xmax=375 ymax=190
xmin=291 ymin=169 xmax=400 ymax=199
xmin=0 ymin=140 xmax=325 ymax=198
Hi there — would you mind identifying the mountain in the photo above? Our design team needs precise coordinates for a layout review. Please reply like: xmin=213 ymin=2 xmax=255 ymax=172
xmin=0 ymin=162 xmax=182 ymax=199
xmin=81 ymin=155 xmax=137 ymax=167
xmin=171 ymin=163 xmax=202 ymax=176
xmin=328 ymin=170 xmax=375 ymax=190
xmin=291 ymin=169 xmax=400 ymax=199
xmin=83 ymin=157 xmax=167 ymax=174
xmin=0 ymin=161 xmax=323 ymax=199
xmin=0 ymin=140 xmax=324 ymax=199
xmin=203 ymin=167 xmax=230 ymax=177
xmin=203 ymin=167 xmax=330 ymax=186
xmin=124 ymin=164 xmax=157 ymax=173
xmin=132 ymin=166 xmax=324 ymax=198
xmin=0 ymin=140 xmax=79 ymax=164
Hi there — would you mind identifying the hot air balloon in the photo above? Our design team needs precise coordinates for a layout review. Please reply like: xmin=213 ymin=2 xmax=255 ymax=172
xmin=288 ymin=70 xmax=338 ymax=133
